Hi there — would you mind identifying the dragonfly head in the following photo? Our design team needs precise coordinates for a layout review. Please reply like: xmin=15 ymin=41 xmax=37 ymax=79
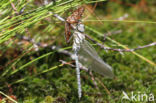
xmin=77 ymin=23 xmax=85 ymax=33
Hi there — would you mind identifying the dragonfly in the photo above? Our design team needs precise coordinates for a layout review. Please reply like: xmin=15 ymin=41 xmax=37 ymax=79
xmin=65 ymin=7 xmax=114 ymax=99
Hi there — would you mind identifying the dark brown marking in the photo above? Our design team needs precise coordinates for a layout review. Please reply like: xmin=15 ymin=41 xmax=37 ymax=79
xmin=65 ymin=6 xmax=85 ymax=43
xmin=66 ymin=6 xmax=85 ymax=24
xmin=65 ymin=22 xmax=71 ymax=43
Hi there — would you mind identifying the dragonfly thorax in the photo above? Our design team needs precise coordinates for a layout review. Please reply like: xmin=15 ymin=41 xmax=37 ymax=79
xmin=73 ymin=31 xmax=85 ymax=51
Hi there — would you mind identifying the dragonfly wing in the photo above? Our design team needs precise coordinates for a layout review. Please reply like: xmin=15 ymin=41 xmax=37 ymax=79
xmin=78 ymin=40 xmax=114 ymax=78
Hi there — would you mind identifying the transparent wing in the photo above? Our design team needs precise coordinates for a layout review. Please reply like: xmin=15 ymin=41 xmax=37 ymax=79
xmin=78 ymin=40 xmax=114 ymax=78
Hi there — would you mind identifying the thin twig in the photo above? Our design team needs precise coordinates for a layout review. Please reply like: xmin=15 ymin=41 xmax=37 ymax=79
xmin=103 ymin=42 xmax=156 ymax=52
xmin=95 ymin=78 xmax=111 ymax=95
xmin=59 ymin=60 xmax=88 ymax=71
xmin=89 ymin=71 xmax=99 ymax=90
xmin=85 ymin=34 xmax=156 ymax=52
xmin=59 ymin=60 xmax=75 ymax=67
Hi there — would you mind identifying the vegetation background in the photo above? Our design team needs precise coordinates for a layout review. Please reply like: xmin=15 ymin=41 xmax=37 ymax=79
xmin=0 ymin=0 xmax=155 ymax=102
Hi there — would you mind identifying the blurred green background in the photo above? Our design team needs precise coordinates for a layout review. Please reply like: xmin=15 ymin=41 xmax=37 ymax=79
xmin=0 ymin=0 xmax=155 ymax=102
